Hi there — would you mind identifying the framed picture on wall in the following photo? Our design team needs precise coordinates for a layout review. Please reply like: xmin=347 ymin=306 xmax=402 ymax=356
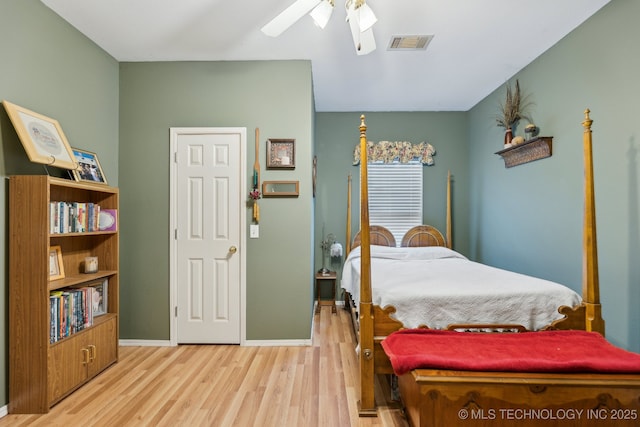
xmin=71 ymin=148 xmax=108 ymax=184
xmin=266 ymin=139 xmax=295 ymax=169
xmin=2 ymin=100 xmax=77 ymax=170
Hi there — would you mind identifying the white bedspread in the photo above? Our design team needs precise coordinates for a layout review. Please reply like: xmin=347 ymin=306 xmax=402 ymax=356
xmin=341 ymin=246 xmax=582 ymax=331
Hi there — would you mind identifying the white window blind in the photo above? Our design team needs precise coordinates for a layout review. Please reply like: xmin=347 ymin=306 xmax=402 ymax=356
xmin=363 ymin=163 xmax=423 ymax=245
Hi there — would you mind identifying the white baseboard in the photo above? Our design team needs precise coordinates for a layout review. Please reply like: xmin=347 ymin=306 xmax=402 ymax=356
xmin=243 ymin=339 xmax=312 ymax=347
xmin=119 ymin=338 xmax=313 ymax=347
xmin=118 ymin=301 xmax=337 ymax=348
xmin=119 ymin=339 xmax=172 ymax=347
xmin=0 ymin=405 xmax=7 ymax=418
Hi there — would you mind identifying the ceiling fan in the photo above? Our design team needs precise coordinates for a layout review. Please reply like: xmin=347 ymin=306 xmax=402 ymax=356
xmin=261 ymin=0 xmax=378 ymax=55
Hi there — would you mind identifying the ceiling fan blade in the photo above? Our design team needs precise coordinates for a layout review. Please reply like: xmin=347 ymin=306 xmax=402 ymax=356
xmin=346 ymin=5 xmax=376 ymax=55
xmin=261 ymin=0 xmax=322 ymax=37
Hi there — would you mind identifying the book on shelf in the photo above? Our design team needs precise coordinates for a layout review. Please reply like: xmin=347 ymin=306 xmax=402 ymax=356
xmin=49 ymin=202 xmax=108 ymax=234
xmin=49 ymin=279 xmax=107 ymax=344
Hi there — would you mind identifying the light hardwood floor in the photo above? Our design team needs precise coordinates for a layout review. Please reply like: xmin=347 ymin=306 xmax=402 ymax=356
xmin=0 ymin=306 xmax=409 ymax=427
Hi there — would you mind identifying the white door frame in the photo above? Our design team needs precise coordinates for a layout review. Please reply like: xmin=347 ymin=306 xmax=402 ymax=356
xmin=169 ymin=127 xmax=247 ymax=346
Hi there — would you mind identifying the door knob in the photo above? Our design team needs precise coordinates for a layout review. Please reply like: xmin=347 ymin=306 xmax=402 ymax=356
xmin=229 ymin=246 xmax=237 ymax=254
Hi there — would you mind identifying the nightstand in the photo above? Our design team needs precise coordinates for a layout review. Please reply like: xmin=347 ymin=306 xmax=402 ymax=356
xmin=315 ymin=271 xmax=337 ymax=314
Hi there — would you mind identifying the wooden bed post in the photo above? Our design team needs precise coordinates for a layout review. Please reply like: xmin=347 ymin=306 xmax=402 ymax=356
xmin=582 ymin=109 xmax=605 ymax=335
xmin=446 ymin=170 xmax=452 ymax=249
xmin=346 ymin=174 xmax=352 ymax=255
xmin=358 ymin=115 xmax=376 ymax=416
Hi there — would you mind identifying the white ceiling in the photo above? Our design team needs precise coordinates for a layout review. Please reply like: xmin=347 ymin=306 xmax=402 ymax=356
xmin=41 ymin=0 xmax=610 ymax=112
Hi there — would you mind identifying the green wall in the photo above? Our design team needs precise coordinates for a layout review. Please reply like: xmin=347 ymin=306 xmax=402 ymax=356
xmin=314 ymin=112 xmax=469 ymax=284
xmin=467 ymin=0 xmax=639 ymax=352
xmin=118 ymin=61 xmax=315 ymax=341
xmin=0 ymin=0 xmax=119 ymax=408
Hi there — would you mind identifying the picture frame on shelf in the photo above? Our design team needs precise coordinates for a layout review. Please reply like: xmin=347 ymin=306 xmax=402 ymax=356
xmin=2 ymin=100 xmax=77 ymax=170
xmin=266 ymin=139 xmax=295 ymax=169
xmin=49 ymin=245 xmax=65 ymax=280
xmin=71 ymin=148 xmax=108 ymax=184
xmin=91 ymin=279 xmax=108 ymax=316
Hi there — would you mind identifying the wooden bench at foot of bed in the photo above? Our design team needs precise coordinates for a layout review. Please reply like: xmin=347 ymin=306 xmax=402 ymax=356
xmin=384 ymin=329 xmax=640 ymax=427
xmin=398 ymin=369 xmax=640 ymax=427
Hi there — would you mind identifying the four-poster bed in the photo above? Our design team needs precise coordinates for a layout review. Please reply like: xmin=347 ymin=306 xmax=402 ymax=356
xmin=346 ymin=112 xmax=640 ymax=422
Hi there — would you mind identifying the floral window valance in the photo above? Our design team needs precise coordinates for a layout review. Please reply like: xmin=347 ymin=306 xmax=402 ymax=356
xmin=353 ymin=141 xmax=436 ymax=166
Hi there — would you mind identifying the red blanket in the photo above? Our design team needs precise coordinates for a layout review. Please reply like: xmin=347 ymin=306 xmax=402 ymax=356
xmin=381 ymin=329 xmax=640 ymax=376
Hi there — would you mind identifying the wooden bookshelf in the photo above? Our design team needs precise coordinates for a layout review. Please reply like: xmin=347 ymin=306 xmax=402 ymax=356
xmin=9 ymin=175 xmax=119 ymax=413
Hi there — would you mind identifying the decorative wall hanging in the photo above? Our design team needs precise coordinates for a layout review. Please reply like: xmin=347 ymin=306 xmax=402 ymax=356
xmin=250 ymin=128 xmax=261 ymax=222
xmin=312 ymin=155 xmax=317 ymax=197
xmin=267 ymin=138 xmax=295 ymax=169
xmin=353 ymin=140 xmax=436 ymax=165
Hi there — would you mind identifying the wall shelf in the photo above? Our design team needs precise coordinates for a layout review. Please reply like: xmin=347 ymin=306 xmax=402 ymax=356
xmin=262 ymin=180 xmax=299 ymax=197
xmin=495 ymin=136 xmax=553 ymax=168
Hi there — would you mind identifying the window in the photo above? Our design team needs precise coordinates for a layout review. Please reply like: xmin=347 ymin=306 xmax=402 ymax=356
xmin=363 ymin=163 xmax=423 ymax=245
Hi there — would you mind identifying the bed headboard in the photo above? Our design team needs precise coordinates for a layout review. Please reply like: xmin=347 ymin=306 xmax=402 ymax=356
xmin=352 ymin=226 xmax=396 ymax=249
xmin=401 ymin=225 xmax=446 ymax=247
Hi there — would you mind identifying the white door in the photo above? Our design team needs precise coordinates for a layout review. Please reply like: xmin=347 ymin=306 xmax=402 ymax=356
xmin=170 ymin=127 xmax=245 ymax=344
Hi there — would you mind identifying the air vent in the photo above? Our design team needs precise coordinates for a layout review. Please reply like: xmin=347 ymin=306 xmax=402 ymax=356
xmin=388 ymin=35 xmax=434 ymax=51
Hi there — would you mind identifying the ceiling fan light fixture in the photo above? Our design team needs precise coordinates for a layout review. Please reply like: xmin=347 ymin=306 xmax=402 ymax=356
xmin=357 ymin=3 xmax=377 ymax=32
xmin=346 ymin=2 xmax=376 ymax=55
xmin=310 ymin=0 xmax=334 ymax=29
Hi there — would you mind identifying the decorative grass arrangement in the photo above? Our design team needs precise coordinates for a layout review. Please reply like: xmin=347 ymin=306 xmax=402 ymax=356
xmin=496 ymin=79 xmax=533 ymax=130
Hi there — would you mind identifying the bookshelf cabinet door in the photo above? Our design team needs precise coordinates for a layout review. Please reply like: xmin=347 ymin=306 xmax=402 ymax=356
xmin=48 ymin=334 xmax=90 ymax=405
xmin=88 ymin=316 xmax=118 ymax=377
